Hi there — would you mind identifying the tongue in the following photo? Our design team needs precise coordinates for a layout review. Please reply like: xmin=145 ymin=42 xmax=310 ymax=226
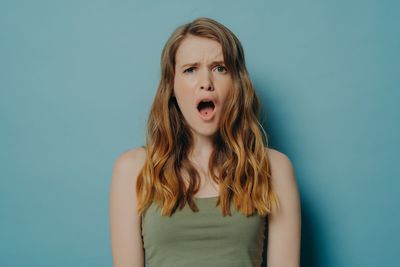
xmin=199 ymin=106 xmax=214 ymax=117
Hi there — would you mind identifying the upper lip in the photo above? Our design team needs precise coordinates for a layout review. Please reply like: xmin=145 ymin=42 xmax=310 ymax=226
xmin=196 ymin=97 xmax=216 ymax=109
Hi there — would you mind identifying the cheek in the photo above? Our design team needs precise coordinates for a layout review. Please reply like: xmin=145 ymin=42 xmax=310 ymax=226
xmin=173 ymin=78 xmax=185 ymax=99
xmin=219 ymin=80 xmax=233 ymax=101
xmin=174 ymin=76 xmax=196 ymax=102
xmin=173 ymin=87 xmax=191 ymax=112
xmin=174 ymin=75 xmax=190 ymax=92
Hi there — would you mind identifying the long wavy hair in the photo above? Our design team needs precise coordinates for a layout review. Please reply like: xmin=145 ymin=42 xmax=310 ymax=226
xmin=136 ymin=17 xmax=279 ymax=217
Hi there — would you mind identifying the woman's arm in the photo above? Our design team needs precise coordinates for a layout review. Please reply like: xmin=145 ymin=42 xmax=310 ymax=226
xmin=109 ymin=147 xmax=147 ymax=267
xmin=266 ymin=148 xmax=302 ymax=267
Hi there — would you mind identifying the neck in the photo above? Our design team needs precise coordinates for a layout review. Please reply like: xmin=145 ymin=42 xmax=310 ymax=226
xmin=188 ymin=133 xmax=214 ymax=166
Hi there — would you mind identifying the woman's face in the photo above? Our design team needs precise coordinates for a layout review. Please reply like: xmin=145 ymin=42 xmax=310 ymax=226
xmin=173 ymin=35 xmax=233 ymax=138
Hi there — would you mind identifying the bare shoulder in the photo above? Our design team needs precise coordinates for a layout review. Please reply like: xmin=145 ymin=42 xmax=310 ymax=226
xmin=264 ymin=148 xmax=301 ymax=266
xmin=111 ymin=146 xmax=147 ymax=183
xmin=265 ymin=147 xmax=300 ymax=211
xmin=266 ymin=147 xmax=296 ymax=184
xmin=109 ymin=146 xmax=147 ymax=266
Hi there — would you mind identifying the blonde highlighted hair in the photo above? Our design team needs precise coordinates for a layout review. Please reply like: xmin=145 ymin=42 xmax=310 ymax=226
xmin=136 ymin=17 xmax=279 ymax=217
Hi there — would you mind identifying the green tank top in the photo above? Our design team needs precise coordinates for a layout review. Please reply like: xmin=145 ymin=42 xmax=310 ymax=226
xmin=141 ymin=196 xmax=267 ymax=267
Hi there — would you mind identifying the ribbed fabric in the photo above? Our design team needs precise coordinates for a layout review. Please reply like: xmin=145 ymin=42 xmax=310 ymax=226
xmin=141 ymin=196 xmax=266 ymax=267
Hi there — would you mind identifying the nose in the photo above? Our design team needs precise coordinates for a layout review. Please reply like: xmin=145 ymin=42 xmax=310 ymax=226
xmin=199 ymin=70 xmax=214 ymax=91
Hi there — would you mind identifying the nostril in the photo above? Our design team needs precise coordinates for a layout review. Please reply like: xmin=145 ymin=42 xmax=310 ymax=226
xmin=200 ymin=86 xmax=213 ymax=90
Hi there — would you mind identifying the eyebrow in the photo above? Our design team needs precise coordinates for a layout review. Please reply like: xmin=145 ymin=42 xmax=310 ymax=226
xmin=180 ymin=61 xmax=226 ymax=69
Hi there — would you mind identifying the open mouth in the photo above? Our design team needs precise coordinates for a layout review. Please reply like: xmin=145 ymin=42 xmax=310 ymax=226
xmin=197 ymin=100 xmax=215 ymax=119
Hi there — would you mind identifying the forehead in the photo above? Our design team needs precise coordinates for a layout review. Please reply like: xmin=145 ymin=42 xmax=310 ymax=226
xmin=175 ymin=35 xmax=224 ymax=65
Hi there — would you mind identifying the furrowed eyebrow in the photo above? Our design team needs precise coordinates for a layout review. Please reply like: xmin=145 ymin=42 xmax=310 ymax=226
xmin=180 ymin=61 xmax=226 ymax=69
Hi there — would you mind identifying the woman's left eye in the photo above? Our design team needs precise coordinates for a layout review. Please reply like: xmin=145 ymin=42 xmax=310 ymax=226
xmin=215 ymin=65 xmax=227 ymax=73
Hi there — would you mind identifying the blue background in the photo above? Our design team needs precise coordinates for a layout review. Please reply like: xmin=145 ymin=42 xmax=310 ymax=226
xmin=1 ymin=0 xmax=399 ymax=266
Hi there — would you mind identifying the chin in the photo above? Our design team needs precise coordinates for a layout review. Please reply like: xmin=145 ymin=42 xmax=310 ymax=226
xmin=191 ymin=127 xmax=218 ymax=138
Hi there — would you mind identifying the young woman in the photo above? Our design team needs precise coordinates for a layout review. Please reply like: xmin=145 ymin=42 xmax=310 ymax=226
xmin=109 ymin=17 xmax=301 ymax=267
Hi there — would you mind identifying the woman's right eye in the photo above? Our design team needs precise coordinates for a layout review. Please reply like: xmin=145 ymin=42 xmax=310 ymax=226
xmin=184 ymin=67 xmax=195 ymax=73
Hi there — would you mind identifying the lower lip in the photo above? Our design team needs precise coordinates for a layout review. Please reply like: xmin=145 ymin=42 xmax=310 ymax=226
xmin=198 ymin=107 xmax=216 ymax=121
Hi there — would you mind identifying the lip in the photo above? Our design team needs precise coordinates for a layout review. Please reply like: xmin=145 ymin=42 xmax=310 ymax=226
xmin=196 ymin=97 xmax=217 ymax=121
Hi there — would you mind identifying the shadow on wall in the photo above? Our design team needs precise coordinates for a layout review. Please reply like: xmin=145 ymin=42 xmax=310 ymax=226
xmin=256 ymin=80 xmax=323 ymax=267
xmin=300 ymin=198 xmax=323 ymax=267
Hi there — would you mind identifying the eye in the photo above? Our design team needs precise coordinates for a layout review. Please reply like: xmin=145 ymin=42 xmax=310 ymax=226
xmin=214 ymin=65 xmax=227 ymax=73
xmin=183 ymin=67 xmax=195 ymax=73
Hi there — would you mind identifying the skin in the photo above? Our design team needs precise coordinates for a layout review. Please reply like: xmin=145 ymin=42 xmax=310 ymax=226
xmin=109 ymin=35 xmax=301 ymax=267
xmin=173 ymin=34 xmax=233 ymax=194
